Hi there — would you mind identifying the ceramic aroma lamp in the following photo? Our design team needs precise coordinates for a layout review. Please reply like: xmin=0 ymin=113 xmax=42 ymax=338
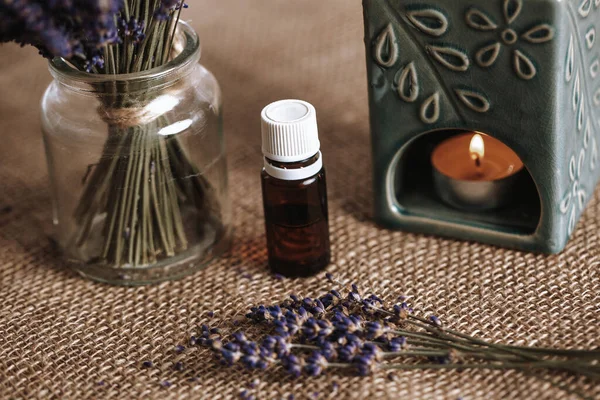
xmin=362 ymin=0 xmax=600 ymax=253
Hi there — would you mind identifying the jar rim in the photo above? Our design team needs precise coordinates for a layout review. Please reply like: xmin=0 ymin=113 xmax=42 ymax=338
xmin=49 ymin=21 xmax=201 ymax=88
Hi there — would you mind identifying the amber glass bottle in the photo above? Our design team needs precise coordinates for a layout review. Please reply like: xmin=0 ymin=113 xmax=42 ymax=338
xmin=260 ymin=100 xmax=331 ymax=277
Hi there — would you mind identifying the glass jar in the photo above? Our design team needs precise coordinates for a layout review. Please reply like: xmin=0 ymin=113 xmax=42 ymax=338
xmin=41 ymin=22 xmax=230 ymax=285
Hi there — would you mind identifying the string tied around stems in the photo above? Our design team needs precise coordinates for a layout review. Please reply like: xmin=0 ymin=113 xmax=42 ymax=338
xmin=97 ymin=105 xmax=163 ymax=129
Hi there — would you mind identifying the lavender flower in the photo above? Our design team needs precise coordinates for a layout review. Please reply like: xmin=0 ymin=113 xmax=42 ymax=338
xmin=178 ymin=275 xmax=600 ymax=387
xmin=154 ymin=0 xmax=186 ymax=21
xmin=1 ymin=0 xmax=188 ymax=74
xmin=120 ymin=16 xmax=145 ymax=44
xmin=305 ymin=352 xmax=328 ymax=376
xmin=1 ymin=0 xmax=122 ymax=60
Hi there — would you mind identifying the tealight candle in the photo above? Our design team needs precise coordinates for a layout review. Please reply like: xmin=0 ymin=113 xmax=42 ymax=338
xmin=431 ymin=133 xmax=524 ymax=211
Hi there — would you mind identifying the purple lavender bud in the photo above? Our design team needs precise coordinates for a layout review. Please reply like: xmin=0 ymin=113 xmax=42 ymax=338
xmin=430 ymin=315 xmax=442 ymax=327
xmin=281 ymin=354 xmax=302 ymax=378
xmin=304 ymin=351 xmax=328 ymax=376
xmin=209 ymin=338 xmax=223 ymax=351
xmin=268 ymin=305 xmax=283 ymax=319
xmin=314 ymin=298 xmax=325 ymax=310
xmin=222 ymin=348 xmax=241 ymax=365
xmin=262 ymin=336 xmax=276 ymax=350
xmin=240 ymin=389 xmax=256 ymax=400
xmin=325 ymin=273 xmax=334 ymax=282
xmin=224 ymin=343 xmax=240 ymax=352
xmin=142 ymin=361 xmax=153 ymax=368
xmin=348 ymin=292 xmax=361 ymax=302
xmin=389 ymin=336 xmax=406 ymax=352
xmin=154 ymin=0 xmax=183 ymax=20
xmin=233 ymin=332 xmax=248 ymax=344
xmin=320 ymin=293 xmax=334 ymax=308
xmin=369 ymin=294 xmax=383 ymax=304
xmin=319 ymin=341 xmax=336 ymax=361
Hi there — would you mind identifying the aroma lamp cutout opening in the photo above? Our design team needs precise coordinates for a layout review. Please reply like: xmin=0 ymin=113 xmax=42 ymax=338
xmin=388 ymin=130 xmax=541 ymax=237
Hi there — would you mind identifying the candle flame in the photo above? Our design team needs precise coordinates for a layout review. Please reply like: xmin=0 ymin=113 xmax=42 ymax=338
xmin=470 ymin=134 xmax=485 ymax=164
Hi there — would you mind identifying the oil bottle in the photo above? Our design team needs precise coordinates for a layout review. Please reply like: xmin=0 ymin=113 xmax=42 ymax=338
xmin=260 ymin=100 xmax=331 ymax=277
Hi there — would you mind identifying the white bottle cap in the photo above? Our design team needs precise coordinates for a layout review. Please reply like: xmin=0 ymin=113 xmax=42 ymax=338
xmin=261 ymin=99 xmax=321 ymax=163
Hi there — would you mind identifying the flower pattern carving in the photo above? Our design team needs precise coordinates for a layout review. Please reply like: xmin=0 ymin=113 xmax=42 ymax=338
xmin=466 ymin=0 xmax=555 ymax=80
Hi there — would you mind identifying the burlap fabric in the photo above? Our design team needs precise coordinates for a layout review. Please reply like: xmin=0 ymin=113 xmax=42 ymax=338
xmin=0 ymin=1 xmax=599 ymax=399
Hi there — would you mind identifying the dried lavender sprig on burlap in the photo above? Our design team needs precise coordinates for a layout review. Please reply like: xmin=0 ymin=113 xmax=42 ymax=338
xmin=191 ymin=275 xmax=600 ymax=393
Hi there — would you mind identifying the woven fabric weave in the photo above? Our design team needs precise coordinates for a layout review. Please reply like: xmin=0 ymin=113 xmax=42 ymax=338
xmin=0 ymin=1 xmax=599 ymax=399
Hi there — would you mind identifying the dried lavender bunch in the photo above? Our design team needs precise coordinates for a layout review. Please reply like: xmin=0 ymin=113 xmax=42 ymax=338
xmin=2 ymin=1 xmax=220 ymax=270
xmin=194 ymin=275 xmax=600 ymax=386
xmin=0 ymin=0 xmax=122 ymax=68
xmin=0 ymin=0 xmax=187 ymax=72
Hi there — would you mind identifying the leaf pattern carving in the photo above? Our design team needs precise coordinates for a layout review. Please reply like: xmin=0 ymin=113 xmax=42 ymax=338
xmin=578 ymin=98 xmax=585 ymax=132
xmin=427 ymin=45 xmax=470 ymax=72
xmin=504 ymin=0 xmax=522 ymax=24
xmin=395 ymin=62 xmax=419 ymax=103
xmin=574 ymin=72 xmax=581 ymax=111
xmin=406 ymin=9 xmax=449 ymax=37
xmin=420 ymin=92 xmax=440 ymax=124
xmin=561 ymin=151 xmax=587 ymax=236
xmin=592 ymin=139 xmax=598 ymax=171
xmin=465 ymin=9 xmax=498 ymax=31
xmin=374 ymin=23 xmax=399 ymax=68
xmin=579 ymin=0 xmax=592 ymax=18
xmin=513 ymin=50 xmax=536 ymax=80
xmin=475 ymin=42 xmax=501 ymax=67
xmin=566 ymin=35 xmax=575 ymax=82
xmin=584 ymin=119 xmax=592 ymax=149
xmin=522 ymin=24 xmax=555 ymax=44
xmin=585 ymin=27 xmax=596 ymax=49
xmin=455 ymin=89 xmax=491 ymax=113
xmin=591 ymin=59 xmax=599 ymax=79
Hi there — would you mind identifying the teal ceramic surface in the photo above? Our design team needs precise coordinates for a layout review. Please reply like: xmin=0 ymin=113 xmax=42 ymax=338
xmin=362 ymin=0 xmax=600 ymax=253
